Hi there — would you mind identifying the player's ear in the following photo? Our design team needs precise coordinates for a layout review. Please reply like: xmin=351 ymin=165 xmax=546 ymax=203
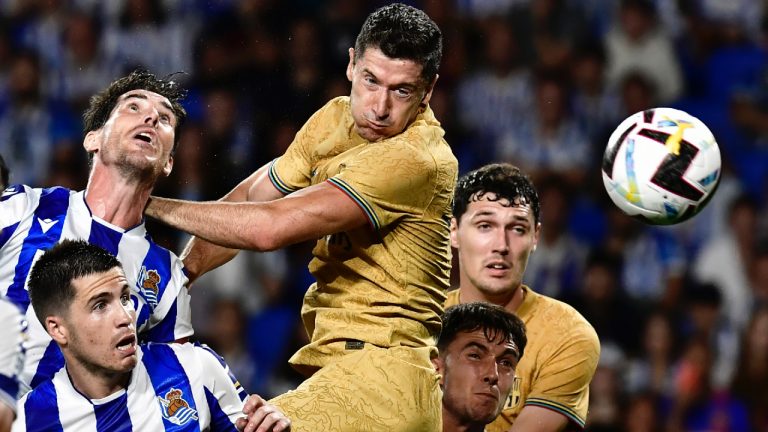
xmin=46 ymin=316 xmax=68 ymax=346
xmin=346 ymin=48 xmax=355 ymax=82
xmin=532 ymin=222 xmax=541 ymax=252
xmin=450 ymin=217 xmax=459 ymax=249
xmin=83 ymin=130 xmax=100 ymax=153
xmin=432 ymin=356 xmax=445 ymax=386
xmin=162 ymin=155 xmax=174 ymax=177
xmin=420 ymin=74 xmax=439 ymax=107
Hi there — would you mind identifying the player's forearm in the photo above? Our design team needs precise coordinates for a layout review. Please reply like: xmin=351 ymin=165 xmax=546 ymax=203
xmin=180 ymin=163 xmax=283 ymax=280
xmin=146 ymin=197 xmax=279 ymax=251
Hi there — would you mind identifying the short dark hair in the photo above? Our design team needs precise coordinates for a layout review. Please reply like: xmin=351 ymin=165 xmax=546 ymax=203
xmin=439 ymin=302 xmax=527 ymax=360
xmin=354 ymin=3 xmax=442 ymax=85
xmin=83 ymin=69 xmax=187 ymax=162
xmin=28 ymin=240 xmax=122 ymax=326
xmin=0 ymin=153 xmax=8 ymax=189
xmin=452 ymin=163 xmax=540 ymax=225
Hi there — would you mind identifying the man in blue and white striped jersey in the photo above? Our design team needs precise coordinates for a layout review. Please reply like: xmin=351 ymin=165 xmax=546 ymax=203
xmin=0 ymin=70 xmax=193 ymax=391
xmin=13 ymin=240 xmax=291 ymax=432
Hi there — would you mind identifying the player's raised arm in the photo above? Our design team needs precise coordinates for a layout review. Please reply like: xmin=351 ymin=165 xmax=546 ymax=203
xmin=179 ymin=162 xmax=285 ymax=281
xmin=147 ymin=180 xmax=367 ymax=252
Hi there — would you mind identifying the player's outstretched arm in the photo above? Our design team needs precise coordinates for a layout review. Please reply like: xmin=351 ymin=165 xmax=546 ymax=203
xmin=147 ymin=181 xmax=367 ymax=252
xmin=180 ymin=162 xmax=285 ymax=281
xmin=236 ymin=395 xmax=291 ymax=432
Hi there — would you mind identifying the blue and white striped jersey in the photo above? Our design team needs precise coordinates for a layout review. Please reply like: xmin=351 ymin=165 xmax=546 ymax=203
xmin=13 ymin=343 xmax=248 ymax=431
xmin=0 ymin=298 xmax=26 ymax=413
xmin=0 ymin=185 xmax=193 ymax=390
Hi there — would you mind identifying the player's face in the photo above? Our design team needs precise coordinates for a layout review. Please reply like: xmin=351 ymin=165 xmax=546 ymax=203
xmin=86 ymin=89 xmax=176 ymax=179
xmin=451 ymin=194 xmax=540 ymax=299
xmin=436 ymin=330 xmax=519 ymax=426
xmin=346 ymin=47 xmax=436 ymax=142
xmin=63 ymin=267 xmax=138 ymax=376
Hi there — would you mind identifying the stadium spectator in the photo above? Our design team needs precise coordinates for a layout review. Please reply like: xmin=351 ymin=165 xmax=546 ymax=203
xmin=604 ymin=0 xmax=683 ymax=103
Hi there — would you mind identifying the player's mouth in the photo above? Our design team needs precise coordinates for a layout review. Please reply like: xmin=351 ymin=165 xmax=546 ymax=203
xmin=485 ymin=261 xmax=510 ymax=276
xmin=475 ymin=391 xmax=499 ymax=403
xmin=132 ymin=128 xmax=156 ymax=147
xmin=116 ymin=333 xmax=137 ymax=355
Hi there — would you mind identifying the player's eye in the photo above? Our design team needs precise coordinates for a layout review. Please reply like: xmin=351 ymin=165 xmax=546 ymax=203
xmin=120 ymin=294 xmax=131 ymax=306
xmin=93 ymin=301 xmax=106 ymax=311
xmin=159 ymin=113 xmax=171 ymax=124
xmin=128 ymin=103 xmax=139 ymax=111
xmin=395 ymin=88 xmax=412 ymax=98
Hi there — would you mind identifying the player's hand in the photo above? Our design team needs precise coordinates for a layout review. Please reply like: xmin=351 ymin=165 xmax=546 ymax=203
xmin=236 ymin=394 xmax=291 ymax=432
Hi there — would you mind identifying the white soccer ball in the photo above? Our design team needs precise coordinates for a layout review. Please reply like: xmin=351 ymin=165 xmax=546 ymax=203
xmin=601 ymin=107 xmax=721 ymax=225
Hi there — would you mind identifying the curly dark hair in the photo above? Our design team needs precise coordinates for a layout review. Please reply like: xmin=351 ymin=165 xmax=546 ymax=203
xmin=438 ymin=302 xmax=527 ymax=360
xmin=28 ymin=240 xmax=122 ymax=327
xmin=83 ymin=69 xmax=187 ymax=160
xmin=452 ymin=163 xmax=541 ymax=224
xmin=354 ymin=3 xmax=442 ymax=85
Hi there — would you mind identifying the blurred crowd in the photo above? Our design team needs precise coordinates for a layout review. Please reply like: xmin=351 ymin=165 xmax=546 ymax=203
xmin=1 ymin=0 xmax=768 ymax=430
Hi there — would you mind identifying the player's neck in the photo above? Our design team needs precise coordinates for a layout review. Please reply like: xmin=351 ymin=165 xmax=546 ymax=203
xmin=66 ymin=362 xmax=130 ymax=400
xmin=85 ymin=166 xmax=154 ymax=228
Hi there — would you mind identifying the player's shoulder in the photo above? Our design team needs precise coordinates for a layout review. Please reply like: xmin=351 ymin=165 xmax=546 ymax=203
xmin=525 ymin=289 xmax=599 ymax=344
xmin=18 ymin=377 xmax=56 ymax=412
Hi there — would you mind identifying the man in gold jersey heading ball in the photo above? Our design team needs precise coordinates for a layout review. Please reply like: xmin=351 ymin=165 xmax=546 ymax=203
xmin=446 ymin=164 xmax=600 ymax=432
xmin=145 ymin=3 xmax=457 ymax=431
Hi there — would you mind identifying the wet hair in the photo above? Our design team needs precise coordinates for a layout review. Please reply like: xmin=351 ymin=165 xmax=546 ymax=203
xmin=28 ymin=239 xmax=122 ymax=327
xmin=83 ymin=69 xmax=187 ymax=161
xmin=438 ymin=302 xmax=527 ymax=360
xmin=0 ymin=153 xmax=8 ymax=189
xmin=354 ymin=3 xmax=442 ymax=85
xmin=452 ymin=163 xmax=540 ymax=224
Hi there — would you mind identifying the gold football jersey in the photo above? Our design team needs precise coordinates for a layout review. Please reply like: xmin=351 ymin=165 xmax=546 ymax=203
xmin=445 ymin=286 xmax=600 ymax=430
xmin=271 ymin=96 xmax=458 ymax=375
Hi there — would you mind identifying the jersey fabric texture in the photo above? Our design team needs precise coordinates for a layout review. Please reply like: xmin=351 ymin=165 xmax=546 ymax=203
xmin=0 ymin=298 xmax=26 ymax=413
xmin=269 ymin=345 xmax=441 ymax=431
xmin=0 ymin=185 xmax=193 ymax=390
xmin=269 ymin=96 xmax=456 ymax=431
xmin=12 ymin=342 xmax=247 ymax=431
xmin=445 ymin=286 xmax=600 ymax=430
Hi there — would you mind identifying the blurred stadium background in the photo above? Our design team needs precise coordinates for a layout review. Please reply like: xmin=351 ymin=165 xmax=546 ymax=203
xmin=1 ymin=0 xmax=767 ymax=430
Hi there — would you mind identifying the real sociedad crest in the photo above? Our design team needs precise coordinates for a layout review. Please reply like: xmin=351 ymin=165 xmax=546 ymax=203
xmin=158 ymin=388 xmax=198 ymax=425
xmin=137 ymin=266 xmax=160 ymax=311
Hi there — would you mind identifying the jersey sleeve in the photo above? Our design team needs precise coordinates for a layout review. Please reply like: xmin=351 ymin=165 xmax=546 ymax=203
xmin=268 ymin=102 xmax=337 ymax=194
xmin=0 ymin=185 xmax=33 ymax=249
xmin=195 ymin=344 xmax=248 ymax=430
xmin=328 ymin=139 xmax=438 ymax=231
xmin=0 ymin=300 xmax=25 ymax=413
xmin=524 ymin=328 xmax=600 ymax=428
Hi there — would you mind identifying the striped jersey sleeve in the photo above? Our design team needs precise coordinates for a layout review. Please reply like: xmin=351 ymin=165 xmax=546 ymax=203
xmin=0 ymin=185 xmax=193 ymax=390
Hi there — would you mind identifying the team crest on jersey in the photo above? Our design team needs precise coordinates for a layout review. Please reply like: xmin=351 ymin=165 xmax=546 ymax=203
xmin=504 ymin=376 xmax=522 ymax=409
xmin=137 ymin=266 xmax=160 ymax=310
xmin=158 ymin=388 xmax=198 ymax=425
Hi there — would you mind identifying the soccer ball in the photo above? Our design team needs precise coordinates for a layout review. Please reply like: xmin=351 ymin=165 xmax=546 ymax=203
xmin=601 ymin=107 xmax=721 ymax=225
